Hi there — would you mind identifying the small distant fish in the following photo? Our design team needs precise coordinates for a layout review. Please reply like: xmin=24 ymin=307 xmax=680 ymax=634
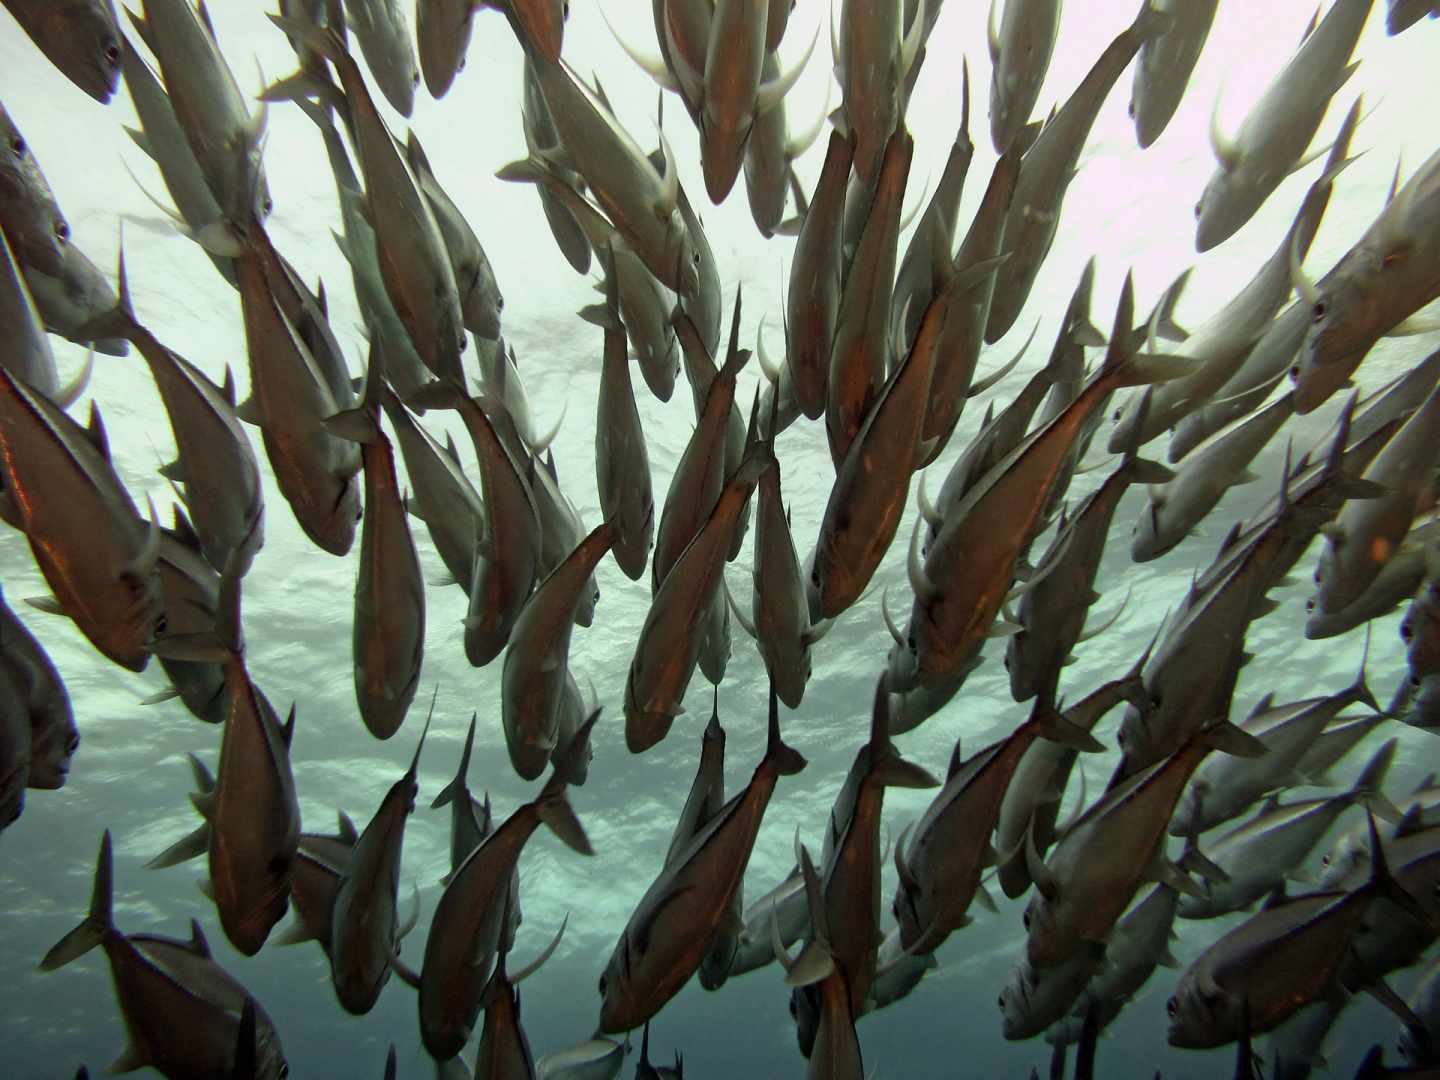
xmin=1 ymin=0 xmax=122 ymax=103
xmin=343 ymin=0 xmax=420 ymax=117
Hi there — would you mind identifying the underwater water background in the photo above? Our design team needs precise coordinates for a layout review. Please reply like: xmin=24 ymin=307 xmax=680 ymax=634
xmin=2 ymin=1 xmax=1439 ymax=1076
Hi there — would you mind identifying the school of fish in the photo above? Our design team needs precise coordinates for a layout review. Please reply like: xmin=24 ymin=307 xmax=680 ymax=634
xmin=3 ymin=0 xmax=1440 ymax=1077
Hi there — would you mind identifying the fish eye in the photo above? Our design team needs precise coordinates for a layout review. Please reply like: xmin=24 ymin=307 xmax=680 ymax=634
xmin=154 ymin=613 xmax=168 ymax=635
xmin=1193 ymin=202 xmax=1202 ymax=219
xmin=1312 ymin=302 xmax=1327 ymax=323
xmin=106 ymin=43 xmax=120 ymax=64
xmin=1166 ymin=997 xmax=1178 ymax=1018
xmin=691 ymin=250 xmax=701 ymax=265
xmin=809 ymin=568 xmax=820 ymax=587
xmin=497 ymin=295 xmax=505 ymax=311
xmin=597 ymin=974 xmax=607 ymax=995
xmin=1112 ymin=407 xmax=1122 ymax=422
xmin=412 ymin=72 xmax=421 ymax=87
xmin=997 ymin=994 xmax=1005 ymax=1010
xmin=354 ymin=503 xmax=364 ymax=522
xmin=1401 ymin=621 xmax=1414 ymax=641
xmin=9 ymin=135 xmax=23 ymax=154
xmin=1321 ymin=853 xmax=1331 ymax=867
xmin=1412 ymin=674 xmax=1422 ymax=688
xmin=66 ymin=732 xmax=81 ymax=754
xmin=1305 ymin=599 xmax=1314 ymax=612
xmin=55 ymin=221 xmax=69 ymax=243
xmin=1022 ymin=909 xmax=1031 ymax=930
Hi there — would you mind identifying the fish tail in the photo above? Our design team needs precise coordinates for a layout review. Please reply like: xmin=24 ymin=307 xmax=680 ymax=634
xmin=39 ymin=831 xmax=114 ymax=971
xmin=1362 ymin=810 xmax=1432 ymax=928
xmin=431 ymin=712 xmax=477 ymax=810
xmin=763 ymin=680 xmax=807 ymax=777
xmin=537 ymin=708 xmax=600 ymax=854
xmin=1131 ymin=0 xmax=1173 ymax=41
xmin=1349 ymin=737 xmax=1403 ymax=822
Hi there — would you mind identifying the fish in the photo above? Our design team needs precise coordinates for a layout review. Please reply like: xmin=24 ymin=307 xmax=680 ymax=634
xmin=23 ymin=238 xmax=129 ymax=356
xmin=0 ymin=98 xmax=72 ymax=278
xmin=625 ymin=445 xmax=767 ymax=755
xmin=129 ymin=0 xmax=270 ymax=227
xmin=473 ymin=918 xmax=567 ymax=1080
xmin=1 ymin=0 xmax=122 ymax=103
xmin=894 ymin=702 xmax=1102 ymax=957
xmin=1023 ymin=720 xmax=1263 ymax=969
xmin=987 ymin=0 xmax=1062 ymax=153
xmin=999 ymin=941 xmax=1107 ymax=1041
xmin=1129 ymin=0 xmax=1218 ymax=147
xmin=1172 ymin=648 xmax=1383 ymax=838
xmin=328 ymin=706 xmax=431 ymax=1013
xmin=525 ymin=52 xmax=699 ymax=299
xmin=698 ymin=0 xmax=814 ymax=203
xmin=521 ymin=53 xmax=593 ymax=275
xmin=80 ymin=244 xmax=264 ymax=573
xmin=1290 ymin=145 xmax=1440 ymax=413
xmin=984 ymin=0 xmax=1167 ymax=343
xmin=634 ymin=1022 xmax=684 ymax=1080
xmin=234 ymin=245 xmax=361 ymax=557
xmin=416 ymin=0 xmax=477 ymax=99
xmin=741 ymin=49 xmax=825 ymax=237
xmin=835 ymin=0 xmax=926 ymax=185
xmin=825 ymin=127 xmax=913 ymax=466
xmin=501 ymin=522 xmax=616 ymax=780
xmin=908 ymin=273 xmax=1185 ymax=690
xmin=0 ymin=363 xmax=162 ymax=672
xmin=994 ymin=659 xmax=1152 ymax=899
xmin=599 ymin=681 xmax=805 ymax=1033
xmin=342 ymin=0 xmax=420 ymax=117
xmin=0 ymin=219 xmax=64 ymax=404
xmin=728 ymin=862 xmax=807 ymax=978
xmin=1178 ymin=739 xmax=1398 ymax=919
xmin=1130 ymin=392 xmax=1295 ymax=563
xmin=591 ymin=266 xmax=655 ymax=583
xmin=1307 ymin=512 xmax=1440 ymax=640
xmin=420 ymin=713 xmax=594 ymax=1063
xmin=0 ymin=661 xmax=29 ymax=827
xmin=406 ymin=131 xmax=504 ymax=340
xmin=1166 ymin=816 xmax=1427 ymax=1048
xmin=1401 ymin=536 xmax=1440 ymax=728
xmin=39 ymin=831 xmax=288 ymax=1077
xmin=890 ymin=67 xmax=974 ymax=358
xmin=1311 ymin=380 xmax=1440 ymax=615
xmin=772 ymin=842 xmax=864 ymax=1080
xmin=271 ymin=18 xmax=466 ymax=388
xmin=327 ymin=371 xmax=426 ymax=741
xmin=1194 ymin=0 xmax=1369 ymax=251
xmin=146 ymin=507 xmax=228 ymax=724
xmin=1388 ymin=0 xmax=1440 ymax=33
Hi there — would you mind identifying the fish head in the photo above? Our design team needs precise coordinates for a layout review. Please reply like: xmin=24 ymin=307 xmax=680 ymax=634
xmin=1165 ymin=977 xmax=1233 ymax=1049
xmin=44 ymin=0 xmax=124 ymax=104
xmin=461 ymin=267 xmax=504 ymax=341
xmin=108 ymin=566 xmax=165 ymax=673
xmin=1411 ymin=672 xmax=1440 ymax=733
xmin=699 ymin=108 xmax=750 ymax=205
xmin=0 ymin=697 xmax=28 ymax=828
xmin=26 ymin=705 xmax=79 ymax=788
xmin=416 ymin=0 xmax=475 ymax=98
xmin=1114 ymin=699 xmax=1160 ymax=775
xmin=333 ymin=945 xmax=392 ymax=1016
xmin=573 ymin=571 xmax=600 ymax=628
xmin=997 ymin=960 xmax=1043 ymax=1041
xmin=376 ymin=41 xmax=421 ymax=120
xmin=665 ymin=214 xmax=703 ymax=301
xmin=218 ymin=868 xmax=293 ymax=956
xmin=788 ymin=983 xmax=821 ymax=1058
xmin=1316 ymin=828 xmax=1368 ymax=889
xmin=1193 ymin=162 xmax=1268 ymax=253
xmin=312 ymin=472 xmax=363 ymax=556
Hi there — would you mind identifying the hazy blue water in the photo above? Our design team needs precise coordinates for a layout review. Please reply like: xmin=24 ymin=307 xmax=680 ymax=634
xmin=1 ymin=2 xmax=1439 ymax=1078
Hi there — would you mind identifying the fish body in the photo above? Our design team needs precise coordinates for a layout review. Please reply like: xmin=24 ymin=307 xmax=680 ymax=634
xmin=501 ymin=523 xmax=615 ymax=779
xmin=1 ymin=0 xmax=122 ymax=102
xmin=700 ymin=0 xmax=769 ymax=202
xmin=152 ymin=511 xmax=228 ymax=724
xmin=0 ymin=224 xmax=61 ymax=404
xmin=593 ymin=275 xmax=655 ymax=582
xmin=0 ymin=586 xmax=75 ymax=790
xmin=836 ymin=0 xmax=922 ymax=185
xmin=24 ymin=239 xmax=128 ymax=355
xmin=330 ymin=720 xmax=427 ymax=1014
xmin=786 ymin=130 xmax=853 ymax=421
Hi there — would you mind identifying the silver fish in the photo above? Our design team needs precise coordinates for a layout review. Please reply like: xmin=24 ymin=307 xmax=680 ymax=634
xmin=1129 ymin=0 xmax=1218 ymax=147
xmin=24 ymin=238 xmax=128 ymax=356
xmin=1195 ymin=0 xmax=1368 ymax=251
xmin=835 ymin=0 xmax=925 ymax=185
xmin=416 ymin=0 xmax=477 ymax=99
xmin=987 ymin=0 xmax=1062 ymax=153
xmin=343 ymin=0 xmax=420 ymax=117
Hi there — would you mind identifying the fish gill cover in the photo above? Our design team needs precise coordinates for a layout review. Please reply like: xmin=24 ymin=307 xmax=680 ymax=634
xmin=0 ymin=0 xmax=1438 ymax=1077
